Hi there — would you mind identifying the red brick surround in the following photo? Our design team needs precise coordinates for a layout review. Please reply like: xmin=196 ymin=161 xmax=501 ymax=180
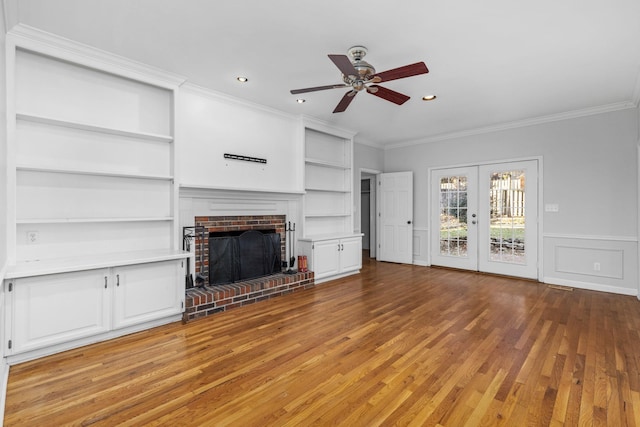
xmin=183 ymin=271 xmax=314 ymax=322
xmin=194 ymin=215 xmax=287 ymax=287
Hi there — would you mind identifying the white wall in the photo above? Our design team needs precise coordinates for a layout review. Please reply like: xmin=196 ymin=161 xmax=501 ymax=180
xmin=384 ymin=108 xmax=639 ymax=295
xmin=353 ymin=141 xmax=384 ymax=235
xmin=177 ymin=84 xmax=303 ymax=193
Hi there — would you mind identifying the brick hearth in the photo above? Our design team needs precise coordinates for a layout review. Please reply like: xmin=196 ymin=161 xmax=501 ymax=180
xmin=183 ymin=271 xmax=314 ymax=322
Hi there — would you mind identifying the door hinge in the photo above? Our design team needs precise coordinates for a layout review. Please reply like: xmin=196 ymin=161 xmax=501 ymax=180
xmin=181 ymin=261 xmax=184 ymax=268
xmin=7 ymin=340 xmax=12 ymax=350
xmin=181 ymin=300 xmax=184 ymax=309
xmin=8 ymin=282 xmax=13 ymax=292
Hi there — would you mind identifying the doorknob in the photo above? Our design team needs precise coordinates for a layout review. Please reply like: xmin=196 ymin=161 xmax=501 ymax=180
xmin=407 ymin=220 xmax=412 ymax=224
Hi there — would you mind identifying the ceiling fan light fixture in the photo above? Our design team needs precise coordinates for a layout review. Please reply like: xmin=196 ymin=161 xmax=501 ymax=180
xmin=422 ymin=95 xmax=437 ymax=101
xmin=236 ymin=76 xmax=248 ymax=83
xmin=289 ymin=46 xmax=430 ymax=113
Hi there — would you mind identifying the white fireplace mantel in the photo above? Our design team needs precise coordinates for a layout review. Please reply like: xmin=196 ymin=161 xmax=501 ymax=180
xmin=179 ymin=185 xmax=303 ymax=230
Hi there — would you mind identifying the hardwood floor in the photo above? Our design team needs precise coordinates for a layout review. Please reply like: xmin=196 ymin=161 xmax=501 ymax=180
xmin=5 ymin=257 xmax=640 ymax=426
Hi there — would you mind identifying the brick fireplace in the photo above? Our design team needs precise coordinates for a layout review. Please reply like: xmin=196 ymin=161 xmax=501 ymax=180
xmin=183 ymin=215 xmax=314 ymax=322
xmin=194 ymin=215 xmax=287 ymax=286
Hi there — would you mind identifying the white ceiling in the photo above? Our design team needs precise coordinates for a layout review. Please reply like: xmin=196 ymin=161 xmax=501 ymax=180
xmin=8 ymin=0 xmax=640 ymax=147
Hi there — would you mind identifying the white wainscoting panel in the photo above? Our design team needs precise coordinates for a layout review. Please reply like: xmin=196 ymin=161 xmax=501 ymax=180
xmin=412 ymin=227 xmax=429 ymax=266
xmin=543 ymin=234 xmax=638 ymax=295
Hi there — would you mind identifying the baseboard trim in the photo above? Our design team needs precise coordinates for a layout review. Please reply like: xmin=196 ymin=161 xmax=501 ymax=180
xmin=5 ymin=314 xmax=183 ymax=366
xmin=543 ymin=276 xmax=637 ymax=296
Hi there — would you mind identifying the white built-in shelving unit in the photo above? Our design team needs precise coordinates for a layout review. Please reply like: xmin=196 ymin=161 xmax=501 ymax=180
xmin=299 ymin=120 xmax=363 ymax=283
xmin=3 ymin=25 xmax=189 ymax=363
xmin=303 ymin=126 xmax=353 ymax=237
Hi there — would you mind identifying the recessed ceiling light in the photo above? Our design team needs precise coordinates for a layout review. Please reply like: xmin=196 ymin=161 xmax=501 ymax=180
xmin=236 ymin=76 xmax=248 ymax=83
xmin=296 ymin=99 xmax=306 ymax=104
xmin=422 ymin=95 xmax=437 ymax=101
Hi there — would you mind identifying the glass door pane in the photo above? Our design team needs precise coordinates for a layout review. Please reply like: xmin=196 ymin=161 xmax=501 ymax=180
xmin=478 ymin=160 xmax=538 ymax=279
xmin=488 ymin=170 xmax=526 ymax=264
xmin=439 ymin=175 xmax=468 ymax=257
xmin=431 ymin=166 xmax=478 ymax=271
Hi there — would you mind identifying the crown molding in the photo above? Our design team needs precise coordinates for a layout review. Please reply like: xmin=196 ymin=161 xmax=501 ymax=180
xmin=301 ymin=115 xmax=357 ymax=139
xmin=385 ymin=101 xmax=637 ymax=150
xmin=180 ymin=82 xmax=299 ymax=122
xmin=7 ymin=24 xmax=187 ymax=89
xmin=354 ymin=136 xmax=384 ymax=149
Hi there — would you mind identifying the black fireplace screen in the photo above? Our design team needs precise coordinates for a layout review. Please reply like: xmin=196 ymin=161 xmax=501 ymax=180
xmin=209 ymin=230 xmax=281 ymax=285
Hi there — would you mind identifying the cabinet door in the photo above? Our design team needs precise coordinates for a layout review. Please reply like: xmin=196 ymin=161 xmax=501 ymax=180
xmin=8 ymin=270 xmax=110 ymax=354
xmin=312 ymin=240 xmax=341 ymax=280
xmin=113 ymin=260 xmax=184 ymax=329
xmin=340 ymin=237 xmax=363 ymax=273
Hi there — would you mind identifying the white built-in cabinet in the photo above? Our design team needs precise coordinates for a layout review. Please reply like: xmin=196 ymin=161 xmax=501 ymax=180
xmin=3 ymin=26 xmax=188 ymax=362
xmin=8 ymin=269 xmax=110 ymax=355
xmin=112 ymin=261 xmax=185 ymax=330
xmin=5 ymin=259 xmax=184 ymax=357
xmin=299 ymin=121 xmax=362 ymax=283
xmin=299 ymin=236 xmax=362 ymax=282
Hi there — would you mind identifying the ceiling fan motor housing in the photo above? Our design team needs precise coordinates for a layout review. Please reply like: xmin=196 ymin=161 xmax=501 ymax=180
xmin=344 ymin=46 xmax=376 ymax=90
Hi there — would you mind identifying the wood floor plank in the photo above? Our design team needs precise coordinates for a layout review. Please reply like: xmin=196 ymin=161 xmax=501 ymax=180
xmin=5 ymin=257 xmax=640 ymax=426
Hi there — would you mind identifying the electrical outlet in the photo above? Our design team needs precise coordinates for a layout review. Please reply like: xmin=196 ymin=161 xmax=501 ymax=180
xmin=26 ymin=231 xmax=39 ymax=244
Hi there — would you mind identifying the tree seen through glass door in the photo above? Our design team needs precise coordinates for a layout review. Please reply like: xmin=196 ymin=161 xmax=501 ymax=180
xmin=439 ymin=176 xmax=468 ymax=257
xmin=488 ymin=170 xmax=525 ymax=264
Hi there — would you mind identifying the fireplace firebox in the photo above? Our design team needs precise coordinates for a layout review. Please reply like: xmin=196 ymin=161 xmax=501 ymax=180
xmin=209 ymin=229 xmax=281 ymax=285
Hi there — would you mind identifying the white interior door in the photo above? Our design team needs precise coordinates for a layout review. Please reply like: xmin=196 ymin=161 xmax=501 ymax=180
xmin=431 ymin=160 xmax=539 ymax=279
xmin=378 ymin=171 xmax=413 ymax=263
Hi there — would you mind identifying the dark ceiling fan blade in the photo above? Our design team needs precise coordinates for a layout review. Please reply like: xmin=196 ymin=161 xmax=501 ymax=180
xmin=328 ymin=54 xmax=359 ymax=77
xmin=373 ymin=62 xmax=429 ymax=82
xmin=367 ymin=85 xmax=410 ymax=105
xmin=290 ymin=84 xmax=347 ymax=94
xmin=333 ymin=90 xmax=357 ymax=113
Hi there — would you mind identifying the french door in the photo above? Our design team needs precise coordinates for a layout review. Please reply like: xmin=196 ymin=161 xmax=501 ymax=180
xmin=430 ymin=160 xmax=538 ymax=279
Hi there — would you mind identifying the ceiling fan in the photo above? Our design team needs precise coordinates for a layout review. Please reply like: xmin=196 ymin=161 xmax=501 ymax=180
xmin=290 ymin=46 xmax=429 ymax=113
